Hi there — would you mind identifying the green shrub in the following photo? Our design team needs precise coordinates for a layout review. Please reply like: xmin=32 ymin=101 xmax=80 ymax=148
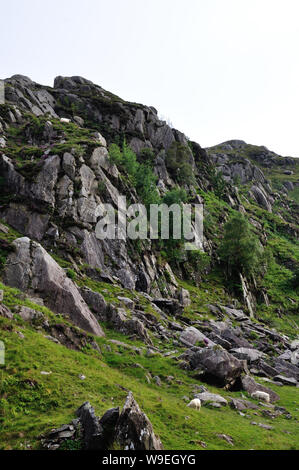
xmin=135 ymin=163 xmax=159 ymax=208
xmin=139 ymin=148 xmax=156 ymax=165
xmin=187 ymin=250 xmax=210 ymax=273
xmin=122 ymin=141 xmax=138 ymax=177
xmin=218 ymin=213 xmax=264 ymax=280
xmin=165 ymin=142 xmax=195 ymax=185
xmin=208 ymin=167 xmax=228 ymax=199
xmin=108 ymin=143 xmax=123 ymax=166
xmin=66 ymin=269 xmax=76 ymax=280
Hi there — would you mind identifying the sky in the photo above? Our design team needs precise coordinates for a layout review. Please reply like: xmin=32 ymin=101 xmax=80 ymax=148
xmin=1 ymin=0 xmax=299 ymax=157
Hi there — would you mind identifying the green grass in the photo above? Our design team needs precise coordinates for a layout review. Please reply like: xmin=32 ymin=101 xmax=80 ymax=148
xmin=177 ymin=271 xmax=234 ymax=319
xmin=0 ymin=312 xmax=298 ymax=451
xmin=289 ymin=186 xmax=299 ymax=204
xmin=0 ymin=278 xmax=298 ymax=451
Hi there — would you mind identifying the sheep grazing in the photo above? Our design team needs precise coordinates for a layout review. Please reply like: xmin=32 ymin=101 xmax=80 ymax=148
xmin=187 ymin=398 xmax=201 ymax=410
xmin=251 ymin=390 xmax=270 ymax=403
xmin=60 ymin=117 xmax=71 ymax=123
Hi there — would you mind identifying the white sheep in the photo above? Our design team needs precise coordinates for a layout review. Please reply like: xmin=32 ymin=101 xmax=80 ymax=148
xmin=251 ymin=390 xmax=270 ymax=403
xmin=187 ymin=398 xmax=201 ymax=410
xmin=60 ymin=117 xmax=71 ymax=123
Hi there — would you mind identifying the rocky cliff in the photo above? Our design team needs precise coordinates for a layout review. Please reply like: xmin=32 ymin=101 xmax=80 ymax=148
xmin=0 ymin=75 xmax=298 ymax=450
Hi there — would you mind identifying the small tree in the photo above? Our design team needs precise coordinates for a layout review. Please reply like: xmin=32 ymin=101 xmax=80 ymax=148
xmin=157 ymin=188 xmax=189 ymax=264
xmin=135 ymin=163 xmax=160 ymax=208
xmin=218 ymin=213 xmax=263 ymax=279
xmin=108 ymin=143 xmax=123 ymax=166
xmin=139 ymin=148 xmax=156 ymax=165
xmin=122 ymin=141 xmax=138 ymax=177
xmin=165 ymin=142 xmax=195 ymax=185
xmin=210 ymin=168 xmax=227 ymax=199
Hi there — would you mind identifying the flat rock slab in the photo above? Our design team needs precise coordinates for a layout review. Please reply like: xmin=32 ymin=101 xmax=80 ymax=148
xmin=229 ymin=398 xmax=259 ymax=411
xmin=195 ymin=392 xmax=228 ymax=406
xmin=220 ymin=306 xmax=248 ymax=321
xmin=231 ymin=348 xmax=266 ymax=363
xmin=180 ymin=326 xmax=215 ymax=347
xmin=273 ymin=375 xmax=297 ymax=386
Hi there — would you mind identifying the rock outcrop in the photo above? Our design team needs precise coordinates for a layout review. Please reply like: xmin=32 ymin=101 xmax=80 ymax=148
xmin=241 ymin=375 xmax=280 ymax=403
xmin=3 ymin=237 xmax=104 ymax=336
xmin=42 ymin=393 xmax=162 ymax=450
xmin=114 ymin=392 xmax=163 ymax=450
xmin=189 ymin=346 xmax=245 ymax=388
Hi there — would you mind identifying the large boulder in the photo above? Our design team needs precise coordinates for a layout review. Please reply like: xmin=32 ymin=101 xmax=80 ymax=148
xmin=220 ymin=306 xmax=248 ymax=321
xmin=0 ymin=303 xmax=13 ymax=319
xmin=178 ymin=288 xmax=191 ymax=307
xmin=3 ymin=237 xmax=104 ymax=337
xmin=194 ymin=392 xmax=228 ymax=406
xmin=229 ymin=398 xmax=259 ymax=411
xmin=80 ymin=287 xmax=107 ymax=321
xmin=241 ymin=375 xmax=280 ymax=403
xmin=189 ymin=346 xmax=244 ymax=388
xmin=76 ymin=402 xmax=104 ymax=450
xmin=254 ymin=359 xmax=280 ymax=378
xmin=180 ymin=326 xmax=215 ymax=347
xmin=273 ymin=358 xmax=299 ymax=381
xmin=76 ymin=402 xmax=120 ymax=450
xmin=250 ymin=185 xmax=273 ymax=212
xmin=231 ymin=348 xmax=266 ymax=363
xmin=43 ymin=395 xmax=161 ymax=450
xmin=220 ymin=328 xmax=252 ymax=349
xmin=115 ymin=392 xmax=163 ymax=450
xmin=278 ymin=349 xmax=299 ymax=366
xmin=152 ymin=298 xmax=183 ymax=316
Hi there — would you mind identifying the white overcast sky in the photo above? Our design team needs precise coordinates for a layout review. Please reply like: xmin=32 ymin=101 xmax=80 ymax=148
xmin=1 ymin=0 xmax=299 ymax=157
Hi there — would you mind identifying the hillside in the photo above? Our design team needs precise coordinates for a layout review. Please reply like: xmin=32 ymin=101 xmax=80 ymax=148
xmin=0 ymin=75 xmax=298 ymax=451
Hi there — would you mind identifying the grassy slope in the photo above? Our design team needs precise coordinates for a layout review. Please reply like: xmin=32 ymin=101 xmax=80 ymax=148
xmin=0 ymin=284 xmax=298 ymax=451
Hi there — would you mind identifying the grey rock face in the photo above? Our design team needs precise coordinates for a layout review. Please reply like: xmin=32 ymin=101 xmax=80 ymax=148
xmin=180 ymin=326 xmax=215 ymax=347
xmin=241 ymin=375 xmax=280 ymax=403
xmin=71 ymin=403 xmax=118 ymax=450
xmin=250 ymin=185 xmax=273 ymax=212
xmin=5 ymin=75 xmax=57 ymax=117
xmin=278 ymin=349 xmax=299 ymax=366
xmin=115 ymin=392 xmax=163 ymax=450
xmin=3 ymin=237 xmax=104 ymax=337
xmin=221 ymin=328 xmax=252 ymax=349
xmin=76 ymin=402 xmax=103 ymax=450
xmin=195 ymin=392 xmax=228 ymax=406
xmin=117 ymin=297 xmax=135 ymax=309
xmin=229 ymin=398 xmax=259 ymax=411
xmin=220 ymin=306 xmax=248 ymax=321
xmin=90 ymin=146 xmax=119 ymax=178
xmin=290 ymin=340 xmax=299 ymax=351
xmin=178 ymin=288 xmax=191 ymax=307
xmin=273 ymin=358 xmax=299 ymax=381
xmin=0 ymin=303 xmax=13 ymax=319
xmin=43 ymin=394 xmax=161 ymax=450
xmin=98 ymin=407 xmax=120 ymax=448
xmin=231 ymin=347 xmax=266 ymax=363
xmin=0 ymin=202 xmax=50 ymax=241
xmin=80 ymin=287 xmax=107 ymax=320
xmin=75 ymin=402 xmax=120 ymax=450
xmin=152 ymin=298 xmax=183 ymax=316
xmin=190 ymin=347 xmax=244 ymax=388
xmin=273 ymin=375 xmax=297 ymax=386
xmin=16 ymin=306 xmax=44 ymax=322
xmin=80 ymin=288 xmax=151 ymax=344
